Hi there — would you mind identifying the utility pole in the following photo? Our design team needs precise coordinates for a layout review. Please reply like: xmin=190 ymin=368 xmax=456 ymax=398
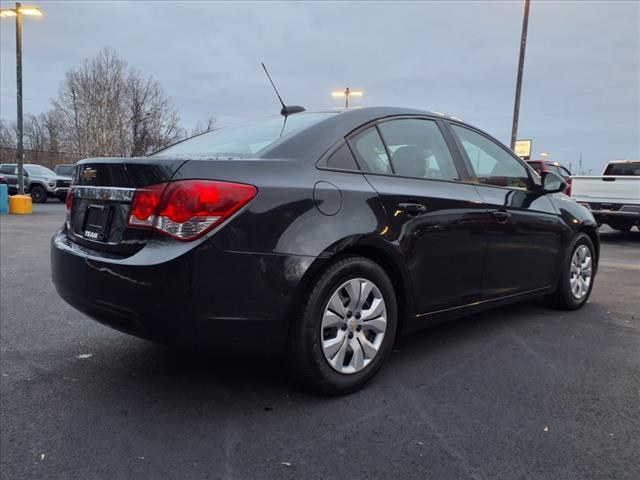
xmin=15 ymin=2 xmax=24 ymax=194
xmin=510 ymin=0 xmax=531 ymax=150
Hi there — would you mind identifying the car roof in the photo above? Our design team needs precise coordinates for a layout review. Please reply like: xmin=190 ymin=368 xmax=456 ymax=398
xmin=259 ymin=106 xmax=488 ymax=161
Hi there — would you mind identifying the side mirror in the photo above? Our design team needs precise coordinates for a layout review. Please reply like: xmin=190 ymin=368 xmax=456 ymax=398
xmin=540 ymin=171 xmax=566 ymax=194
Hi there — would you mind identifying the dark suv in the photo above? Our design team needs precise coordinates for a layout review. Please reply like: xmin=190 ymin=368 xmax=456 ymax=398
xmin=0 ymin=163 xmax=72 ymax=202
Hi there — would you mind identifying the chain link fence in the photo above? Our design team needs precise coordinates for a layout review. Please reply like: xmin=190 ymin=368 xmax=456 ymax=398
xmin=0 ymin=147 xmax=87 ymax=169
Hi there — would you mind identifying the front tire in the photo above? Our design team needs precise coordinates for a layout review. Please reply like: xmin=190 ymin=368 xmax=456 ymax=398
xmin=30 ymin=185 xmax=47 ymax=203
xmin=548 ymin=233 xmax=596 ymax=310
xmin=288 ymin=256 xmax=397 ymax=395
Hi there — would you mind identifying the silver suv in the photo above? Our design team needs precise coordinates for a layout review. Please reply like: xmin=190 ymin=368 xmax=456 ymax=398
xmin=0 ymin=163 xmax=72 ymax=203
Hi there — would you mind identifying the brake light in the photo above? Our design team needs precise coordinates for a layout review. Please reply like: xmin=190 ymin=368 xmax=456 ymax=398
xmin=65 ymin=189 xmax=74 ymax=227
xmin=66 ymin=189 xmax=74 ymax=212
xmin=127 ymin=180 xmax=257 ymax=241
xmin=565 ymin=177 xmax=573 ymax=196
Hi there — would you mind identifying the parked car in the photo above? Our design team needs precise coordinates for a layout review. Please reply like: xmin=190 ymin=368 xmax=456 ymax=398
xmin=527 ymin=160 xmax=573 ymax=195
xmin=0 ymin=163 xmax=72 ymax=202
xmin=51 ymin=107 xmax=599 ymax=394
xmin=54 ymin=164 xmax=76 ymax=177
xmin=571 ymin=160 xmax=640 ymax=232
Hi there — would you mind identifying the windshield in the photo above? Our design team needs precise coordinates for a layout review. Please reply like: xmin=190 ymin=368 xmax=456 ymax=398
xmin=603 ymin=162 xmax=640 ymax=176
xmin=154 ymin=113 xmax=334 ymax=158
xmin=56 ymin=165 xmax=74 ymax=176
xmin=25 ymin=165 xmax=56 ymax=177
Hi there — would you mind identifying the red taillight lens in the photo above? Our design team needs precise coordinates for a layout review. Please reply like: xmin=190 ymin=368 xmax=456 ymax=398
xmin=65 ymin=189 xmax=74 ymax=212
xmin=565 ymin=177 xmax=572 ymax=196
xmin=127 ymin=180 xmax=257 ymax=241
xmin=128 ymin=183 xmax=167 ymax=227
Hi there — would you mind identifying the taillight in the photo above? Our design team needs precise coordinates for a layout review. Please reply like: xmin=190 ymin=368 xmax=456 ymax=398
xmin=127 ymin=180 xmax=257 ymax=241
xmin=65 ymin=189 xmax=74 ymax=227
xmin=565 ymin=177 xmax=573 ymax=196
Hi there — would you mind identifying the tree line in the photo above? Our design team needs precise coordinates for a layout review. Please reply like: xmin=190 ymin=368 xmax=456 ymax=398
xmin=0 ymin=47 xmax=214 ymax=166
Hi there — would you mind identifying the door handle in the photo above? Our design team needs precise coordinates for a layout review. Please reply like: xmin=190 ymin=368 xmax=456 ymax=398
xmin=491 ymin=210 xmax=511 ymax=223
xmin=398 ymin=203 xmax=427 ymax=215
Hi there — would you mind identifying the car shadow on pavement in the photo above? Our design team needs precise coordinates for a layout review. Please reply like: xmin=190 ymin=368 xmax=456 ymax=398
xmin=61 ymin=298 xmax=559 ymax=403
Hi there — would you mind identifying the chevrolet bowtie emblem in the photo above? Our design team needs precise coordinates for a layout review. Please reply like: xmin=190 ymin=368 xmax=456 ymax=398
xmin=83 ymin=168 xmax=97 ymax=181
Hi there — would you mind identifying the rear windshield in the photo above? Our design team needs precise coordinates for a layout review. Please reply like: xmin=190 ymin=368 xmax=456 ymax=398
xmin=56 ymin=165 xmax=75 ymax=176
xmin=603 ymin=162 xmax=640 ymax=176
xmin=154 ymin=113 xmax=334 ymax=158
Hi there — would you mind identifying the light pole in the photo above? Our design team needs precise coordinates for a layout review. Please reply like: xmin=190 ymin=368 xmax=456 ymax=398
xmin=331 ymin=88 xmax=363 ymax=109
xmin=510 ymin=0 xmax=530 ymax=151
xmin=1 ymin=3 xmax=42 ymax=196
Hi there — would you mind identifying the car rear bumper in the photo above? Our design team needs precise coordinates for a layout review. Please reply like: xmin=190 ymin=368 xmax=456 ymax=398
xmin=51 ymin=228 xmax=317 ymax=353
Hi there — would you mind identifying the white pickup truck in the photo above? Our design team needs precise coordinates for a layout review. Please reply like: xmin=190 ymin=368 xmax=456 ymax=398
xmin=571 ymin=160 xmax=640 ymax=232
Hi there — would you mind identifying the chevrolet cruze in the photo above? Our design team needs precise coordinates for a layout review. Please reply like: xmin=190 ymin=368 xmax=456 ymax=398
xmin=51 ymin=107 xmax=599 ymax=394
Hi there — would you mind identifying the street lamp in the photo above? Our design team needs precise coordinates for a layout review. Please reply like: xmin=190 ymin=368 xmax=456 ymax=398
xmin=510 ymin=0 xmax=530 ymax=151
xmin=331 ymin=88 xmax=363 ymax=109
xmin=1 ymin=3 xmax=43 ymax=196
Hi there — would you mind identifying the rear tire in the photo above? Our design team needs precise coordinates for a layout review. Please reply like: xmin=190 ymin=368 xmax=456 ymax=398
xmin=547 ymin=233 xmax=596 ymax=310
xmin=288 ymin=256 xmax=397 ymax=395
xmin=30 ymin=185 xmax=47 ymax=203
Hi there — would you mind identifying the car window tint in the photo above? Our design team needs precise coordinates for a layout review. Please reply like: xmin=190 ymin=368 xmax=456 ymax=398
xmin=378 ymin=119 xmax=459 ymax=180
xmin=452 ymin=125 xmax=529 ymax=190
xmin=603 ymin=162 xmax=640 ymax=175
xmin=1 ymin=165 xmax=16 ymax=175
xmin=350 ymin=128 xmax=391 ymax=174
xmin=324 ymin=142 xmax=359 ymax=170
xmin=559 ymin=166 xmax=572 ymax=178
xmin=547 ymin=165 xmax=561 ymax=176
xmin=529 ymin=162 xmax=543 ymax=174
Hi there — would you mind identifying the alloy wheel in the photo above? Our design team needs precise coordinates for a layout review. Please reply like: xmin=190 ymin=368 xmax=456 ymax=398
xmin=321 ymin=278 xmax=387 ymax=374
xmin=569 ymin=244 xmax=593 ymax=300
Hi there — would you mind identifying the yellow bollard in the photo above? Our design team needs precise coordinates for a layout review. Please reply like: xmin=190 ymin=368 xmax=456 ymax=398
xmin=8 ymin=194 xmax=33 ymax=215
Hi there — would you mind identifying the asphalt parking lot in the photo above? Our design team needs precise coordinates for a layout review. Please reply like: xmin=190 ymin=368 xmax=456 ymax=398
xmin=1 ymin=202 xmax=639 ymax=480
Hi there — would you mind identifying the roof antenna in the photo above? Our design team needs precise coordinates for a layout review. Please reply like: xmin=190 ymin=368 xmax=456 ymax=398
xmin=261 ymin=62 xmax=305 ymax=117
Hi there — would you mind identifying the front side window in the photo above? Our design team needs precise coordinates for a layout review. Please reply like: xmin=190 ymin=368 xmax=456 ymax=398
xmin=378 ymin=119 xmax=458 ymax=180
xmin=350 ymin=128 xmax=392 ymax=174
xmin=451 ymin=125 xmax=530 ymax=190
xmin=0 ymin=165 xmax=16 ymax=175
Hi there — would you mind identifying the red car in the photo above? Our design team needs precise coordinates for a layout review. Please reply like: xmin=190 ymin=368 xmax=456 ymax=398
xmin=527 ymin=160 xmax=573 ymax=195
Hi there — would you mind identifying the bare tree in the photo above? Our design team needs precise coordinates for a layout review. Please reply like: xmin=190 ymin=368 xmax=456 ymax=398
xmin=52 ymin=47 xmax=185 ymax=157
xmin=190 ymin=116 xmax=217 ymax=137
xmin=1 ymin=47 xmax=214 ymax=164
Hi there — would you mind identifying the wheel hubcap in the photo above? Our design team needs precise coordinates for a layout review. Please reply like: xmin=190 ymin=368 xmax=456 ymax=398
xmin=569 ymin=244 xmax=593 ymax=300
xmin=321 ymin=278 xmax=387 ymax=374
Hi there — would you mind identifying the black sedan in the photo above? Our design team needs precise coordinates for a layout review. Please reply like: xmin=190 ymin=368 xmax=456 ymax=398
xmin=51 ymin=107 xmax=599 ymax=394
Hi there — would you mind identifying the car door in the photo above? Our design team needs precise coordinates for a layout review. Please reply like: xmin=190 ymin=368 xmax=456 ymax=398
xmin=348 ymin=118 xmax=487 ymax=314
xmin=0 ymin=165 xmax=18 ymax=191
xmin=447 ymin=123 xmax=564 ymax=298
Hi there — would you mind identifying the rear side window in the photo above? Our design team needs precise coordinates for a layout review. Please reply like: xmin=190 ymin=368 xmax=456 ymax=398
xmin=378 ymin=119 xmax=459 ymax=180
xmin=322 ymin=143 xmax=359 ymax=170
xmin=452 ymin=125 xmax=529 ymax=190
xmin=0 ymin=165 xmax=16 ymax=175
xmin=350 ymin=128 xmax=392 ymax=174
xmin=603 ymin=162 xmax=640 ymax=175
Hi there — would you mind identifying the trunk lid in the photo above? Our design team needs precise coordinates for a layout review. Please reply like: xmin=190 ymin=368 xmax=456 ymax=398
xmin=68 ymin=158 xmax=186 ymax=256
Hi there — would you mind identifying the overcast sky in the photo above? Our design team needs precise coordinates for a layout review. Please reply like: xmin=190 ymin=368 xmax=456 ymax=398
xmin=1 ymin=0 xmax=638 ymax=171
